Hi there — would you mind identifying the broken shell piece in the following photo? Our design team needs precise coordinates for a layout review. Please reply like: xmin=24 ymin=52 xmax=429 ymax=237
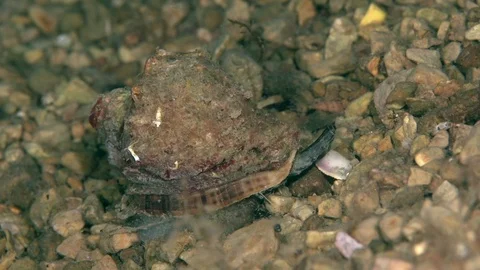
xmin=315 ymin=150 xmax=352 ymax=180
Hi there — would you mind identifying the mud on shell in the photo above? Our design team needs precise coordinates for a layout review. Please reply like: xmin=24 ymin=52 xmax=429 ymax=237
xmin=90 ymin=49 xmax=335 ymax=216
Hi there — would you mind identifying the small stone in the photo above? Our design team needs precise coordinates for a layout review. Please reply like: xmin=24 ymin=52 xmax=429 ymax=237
xmin=432 ymin=181 xmax=461 ymax=213
xmin=303 ymin=50 xmax=356 ymax=78
xmin=416 ymin=8 xmax=448 ymax=29
xmin=8 ymin=258 xmax=37 ymax=270
xmin=389 ymin=186 xmax=425 ymax=210
xmin=28 ymin=69 xmax=61 ymax=95
xmin=420 ymin=201 xmax=462 ymax=236
xmin=265 ymin=195 xmax=295 ymax=215
xmin=406 ymin=48 xmax=442 ymax=69
xmin=295 ymin=50 xmax=323 ymax=74
xmin=317 ymin=198 xmax=342 ymax=219
xmin=291 ymin=200 xmax=315 ymax=221
xmin=55 ymin=78 xmax=99 ymax=107
xmin=289 ymin=168 xmax=331 ymax=197
xmin=29 ymin=6 xmax=57 ymax=33
xmin=344 ymin=92 xmax=373 ymax=118
xmin=325 ymin=17 xmax=357 ymax=59
xmin=29 ymin=188 xmax=60 ymax=229
xmin=351 ymin=216 xmax=380 ymax=245
xmin=50 ymin=209 xmax=85 ymax=237
xmin=378 ymin=136 xmax=393 ymax=152
xmin=353 ymin=132 xmax=383 ymax=159
xmin=267 ymin=259 xmax=292 ymax=270
xmin=378 ymin=213 xmax=404 ymax=242
xmin=466 ymin=24 xmax=480 ymax=40
xmin=99 ymin=232 xmax=139 ymax=254
xmin=410 ymin=135 xmax=430 ymax=156
xmin=451 ymin=124 xmax=473 ymax=155
xmin=429 ymin=130 xmax=449 ymax=148
xmin=76 ymin=249 xmax=104 ymax=261
xmin=414 ymin=147 xmax=445 ymax=167
xmin=92 ymin=255 xmax=118 ymax=270
xmin=296 ymin=0 xmax=316 ymax=26
xmin=223 ymin=219 xmax=279 ymax=269
xmin=335 ymin=231 xmax=364 ymax=259
xmin=261 ymin=13 xmax=296 ymax=45
xmin=402 ymin=217 xmax=425 ymax=241
xmin=118 ymin=43 xmax=155 ymax=64
xmin=61 ymin=151 xmax=93 ymax=176
xmin=65 ymin=52 xmax=91 ymax=70
xmin=457 ymin=44 xmax=480 ymax=68
xmin=385 ymin=81 xmax=416 ymax=109
xmin=24 ymin=49 xmax=44 ymax=64
xmin=305 ymin=230 xmax=337 ymax=249
xmin=393 ymin=113 xmax=417 ymax=150
xmin=442 ymin=42 xmax=462 ymax=65
xmin=360 ymin=3 xmax=387 ymax=26
xmin=373 ymin=256 xmax=414 ymax=270
xmin=82 ymin=194 xmax=104 ymax=225
xmin=277 ymin=215 xmax=303 ymax=235
xmin=151 ymin=262 xmax=174 ymax=270
xmin=407 ymin=167 xmax=433 ymax=186
xmin=60 ymin=12 xmax=84 ymax=32
xmin=440 ymin=159 xmax=465 ymax=184
xmin=408 ymin=64 xmax=448 ymax=88
xmin=56 ymin=232 xmax=86 ymax=259
xmin=459 ymin=124 xmax=480 ymax=165
xmin=161 ymin=231 xmax=195 ymax=263
xmin=433 ymin=80 xmax=461 ymax=98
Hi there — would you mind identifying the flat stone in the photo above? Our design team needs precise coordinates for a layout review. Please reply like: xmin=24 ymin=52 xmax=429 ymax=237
xmin=56 ymin=232 xmax=86 ymax=259
xmin=50 ymin=209 xmax=85 ymax=237
xmin=407 ymin=167 xmax=433 ymax=186
xmin=223 ymin=219 xmax=279 ymax=269
xmin=406 ymin=48 xmax=442 ymax=69
xmin=317 ymin=198 xmax=342 ymax=219
xmin=414 ymin=147 xmax=445 ymax=167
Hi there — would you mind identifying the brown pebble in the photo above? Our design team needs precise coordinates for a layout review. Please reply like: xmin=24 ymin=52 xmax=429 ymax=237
xmin=29 ymin=6 xmax=57 ymax=33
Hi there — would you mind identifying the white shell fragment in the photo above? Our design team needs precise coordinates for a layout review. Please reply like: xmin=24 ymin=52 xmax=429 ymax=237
xmin=315 ymin=150 xmax=352 ymax=180
xmin=335 ymin=231 xmax=364 ymax=258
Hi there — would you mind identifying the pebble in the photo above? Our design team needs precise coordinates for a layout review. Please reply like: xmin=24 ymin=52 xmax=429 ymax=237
xmin=350 ymin=216 xmax=380 ymax=245
xmin=416 ymin=8 xmax=448 ymax=29
xmin=465 ymin=24 xmax=480 ymax=40
xmin=433 ymin=80 xmax=461 ymax=98
xmin=151 ymin=262 xmax=174 ymax=270
xmin=457 ymin=43 xmax=480 ymax=68
xmin=265 ymin=194 xmax=295 ymax=215
xmin=28 ymin=69 xmax=61 ymax=95
xmin=223 ymin=219 xmax=279 ymax=269
xmin=353 ymin=132 xmax=383 ymax=159
xmin=378 ymin=213 xmax=404 ymax=242
xmin=29 ymin=6 xmax=57 ymax=33
xmin=432 ymin=180 xmax=461 ymax=213
xmin=451 ymin=124 xmax=473 ymax=155
xmin=61 ymin=151 xmax=93 ymax=176
xmin=335 ymin=231 xmax=364 ymax=258
xmin=317 ymin=198 xmax=342 ymax=219
xmin=408 ymin=64 xmax=448 ymax=88
xmin=408 ymin=167 xmax=433 ymax=186
xmin=344 ymin=92 xmax=373 ymax=118
xmin=56 ymin=232 xmax=86 ymax=259
xmin=325 ymin=17 xmax=357 ymax=59
xmin=50 ymin=209 xmax=85 ymax=237
xmin=303 ymin=51 xmax=356 ymax=78
xmin=373 ymin=256 xmax=414 ymax=270
xmin=442 ymin=42 xmax=462 ymax=65
xmin=440 ymin=159 xmax=465 ymax=185
xmin=291 ymin=200 xmax=315 ymax=221
xmin=261 ymin=13 xmax=296 ymax=45
xmin=406 ymin=48 xmax=442 ymax=69
xmin=393 ymin=113 xmax=417 ymax=150
xmin=277 ymin=215 xmax=303 ymax=235
xmin=99 ymin=232 xmax=139 ymax=254
xmin=459 ymin=123 xmax=480 ymax=165
xmin=54 ymin=78 xmax=99 ymax=107
xmin=295 ymin=0 xmax=316 ymax=26
xmin=429 ymin=130 xmax=449 ymax=148
xmin=289 ymin=168 xmax=331 ymax=197
xmin=420 ymin=201 xmax=462 ymax=236
xmin=29 ymin=189 xmax=60 ymax=229
xmin=305 ymin=230 xmax=337 ymax=249
xmin=92 ymin=255 xmax=118 ymax=270
xmin=360 ymin=3 xmax=387 ymax=26
xmin=414 ymin=147 xmax=445 ymax=167
xmin=295 ymin=49 xmax=323 ymax=74
xmin=386 ymin=81 xmax=416 ymax=109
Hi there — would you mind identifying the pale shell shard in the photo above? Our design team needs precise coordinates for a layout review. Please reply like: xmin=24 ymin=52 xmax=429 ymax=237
xmin=315 ymin=150 xmax=352 ymax=180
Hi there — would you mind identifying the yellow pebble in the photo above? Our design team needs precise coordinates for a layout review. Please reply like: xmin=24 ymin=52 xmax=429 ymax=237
xmin=360 ymin=3 xmax=387 ymax=26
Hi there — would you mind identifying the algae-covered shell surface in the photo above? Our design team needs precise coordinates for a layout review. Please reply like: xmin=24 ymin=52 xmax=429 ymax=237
xmin=90 ymin=49 xmax=304 ymax=216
